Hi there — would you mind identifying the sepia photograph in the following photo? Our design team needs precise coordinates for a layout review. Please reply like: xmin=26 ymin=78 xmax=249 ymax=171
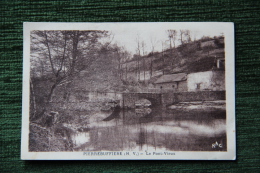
xmin=21 ymin=22 xmax=235 ymax=160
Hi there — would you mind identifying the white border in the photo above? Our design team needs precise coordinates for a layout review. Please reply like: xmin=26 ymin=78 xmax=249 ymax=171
xmin=21 ymin=22 xmax=236 ymax=160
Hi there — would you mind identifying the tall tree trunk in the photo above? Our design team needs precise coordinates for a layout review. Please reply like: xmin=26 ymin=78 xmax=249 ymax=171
xmin=137 ymin=57 xmax=140 ymax=81
xmin=70 ymin=31 xmax=79 ymax=75
xmin=162 ymin=42 xmax=165 ymax=75
xmin=171 ymin=48 xmax=174 ymax=72
xmin=125 ymin=64 xmax=127 ymax=80
xmin=150 ymin=56 xmax=153 ymax=77
xmin=136 ymin=60 xmax=138 ymax=79
xmin=169 ymin=37 xmax=172 ymax=49
xmin=118 ymin=60 xmax=121 ymax=80
xmin=143 ymin=57 xmax=145 ymax=81
xmin=33 ymin=82 xmax=57 ymax=123
xmin=162 ymin=55 xmax=165 ymax=75
xmin=30 ymin=78 xmax=37 ymax=121
xmin=47 ymin=83 xmax=57 ymax=102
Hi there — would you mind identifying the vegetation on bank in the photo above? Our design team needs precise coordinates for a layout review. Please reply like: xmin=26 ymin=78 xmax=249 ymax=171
xmin=30 ymin=30 xmax=224 ymax=120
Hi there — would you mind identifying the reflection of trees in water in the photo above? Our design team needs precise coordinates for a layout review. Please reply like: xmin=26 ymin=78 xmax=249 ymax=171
xmin=78 ymin=123 xmax=226 ymax=151
xmin=137 ymin=126 xmax=147 ymax=150
xmin=75 ymin=106 xmax=227 ymax=151
xmin=32 ymin=105 xmax=226 ymax=152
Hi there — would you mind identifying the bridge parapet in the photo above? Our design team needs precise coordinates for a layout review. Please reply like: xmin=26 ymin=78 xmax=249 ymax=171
xmin=123 ymin=91 xmax=225 ymax=108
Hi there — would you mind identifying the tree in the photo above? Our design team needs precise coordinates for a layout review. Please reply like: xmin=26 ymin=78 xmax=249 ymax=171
xmin=141 ymin=41 xmax=146 ymax=81
xmin=167 ymin=30 xmax=177 ymax=49
xmin=184 ymin=30 xmax=192 ymax=43
xmin=166 ymin=30 xmax=178 ymax=73
xmin=121 ymin=50 xmax=131 ymax=81
xmin=111 ymin=44 xmax=129 ymax=81
xmin=179 ymin=30 xmax=185 ymax=45
xmin=161 ymin=41 xmax=166 ymax=75
xmin=179 ymin=30 xmax=191 ymax=45
xmin=149 ymin=37 xmax=158 ymax=77
xmin=135 ymin=35 xmax=141 ymax=81
xmin=30 ymin=30 xmax=108 ymax=121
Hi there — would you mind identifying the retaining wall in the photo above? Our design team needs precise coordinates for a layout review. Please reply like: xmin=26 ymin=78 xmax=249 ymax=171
xmin=162 ymin=90 xmax=225 ymax=106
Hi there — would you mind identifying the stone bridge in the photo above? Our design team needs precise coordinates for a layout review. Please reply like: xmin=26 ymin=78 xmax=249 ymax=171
xmin=55 ymin=91 xmax=226 ymax=109
xmin=122 ymin=93 xmax=162 ymax=108
xmin=122 ymin=91 xmax=225 ymax=109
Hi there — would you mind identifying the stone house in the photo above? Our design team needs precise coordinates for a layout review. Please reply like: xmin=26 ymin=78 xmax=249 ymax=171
xmin=187 ymin=70 xmax=225 ymax=91
xmin=152 ymin=56 xmax=225 ymax=92
xmin=154 ymin=73 xmax=187 ymax=92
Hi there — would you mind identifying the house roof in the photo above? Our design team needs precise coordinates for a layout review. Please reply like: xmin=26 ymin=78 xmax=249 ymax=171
xmin=154 ymin=73 xmax=187 ymax=84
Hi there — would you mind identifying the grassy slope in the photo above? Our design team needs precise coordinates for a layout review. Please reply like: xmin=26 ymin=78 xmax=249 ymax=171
xmin=124 ymin=36 xmax=225 ymax=84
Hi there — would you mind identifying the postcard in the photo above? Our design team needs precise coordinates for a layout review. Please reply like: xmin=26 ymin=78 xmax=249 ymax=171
xmin=21 ymin=22 xmax=235 ymax=160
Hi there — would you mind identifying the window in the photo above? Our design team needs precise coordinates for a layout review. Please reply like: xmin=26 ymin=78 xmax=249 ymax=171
xmin=172 ymin=84 xmax=178 ymax=89
xmin=217 ymin=58 xmax=225 ymax=69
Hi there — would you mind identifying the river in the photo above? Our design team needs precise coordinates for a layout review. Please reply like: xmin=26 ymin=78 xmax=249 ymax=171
xmin=68 ymin=104 xmax=226 ymax=152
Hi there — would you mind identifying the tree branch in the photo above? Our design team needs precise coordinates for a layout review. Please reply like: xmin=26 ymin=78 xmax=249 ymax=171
xmin=44 ymin=31 xmax=56 ymax=76
xmin=56 ymin=32 xmax=68 ymax=77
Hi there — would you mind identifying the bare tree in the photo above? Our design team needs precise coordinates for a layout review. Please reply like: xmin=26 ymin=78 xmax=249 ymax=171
xmin=122 ymin=51 xmax=131 ymax=81
xmin=30 ymin=30 xmax=108 ymax=121
xmin=141 ymin=41 xmax=146 ymax=81
xmin=149 ymin=37 xmax=157 ymax=77
xmin=167 ymin=30 xmax=177 ymax=49
xmin=113 ymin=45 xmax=130 ymax=80
xmin=161 ymin=41 xmax=166 ymax=75
xmin=179 ymin=30 xmax=191 ymax=45
xmin=166 ymin=30 xmax=178 ymax=73
xmin=184 ymin=30 xmax=192 ymax=43
xmin=179 ymin=30 xmax=186 ymax=45
xmin=135 ymin=35 xmax=141 ymax=81
xmin=113 ymin=44 xmax=123 ymax=80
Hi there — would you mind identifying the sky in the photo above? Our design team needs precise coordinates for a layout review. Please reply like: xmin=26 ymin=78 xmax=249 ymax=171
xmin=28 ymin=22 xmax=228 ymax=58
xmin=108 ymin=23 xmax=225 ymax=55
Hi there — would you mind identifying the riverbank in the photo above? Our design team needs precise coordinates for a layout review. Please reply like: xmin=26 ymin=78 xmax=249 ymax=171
xmin=168 ymin=100 xmax=225 ymax=111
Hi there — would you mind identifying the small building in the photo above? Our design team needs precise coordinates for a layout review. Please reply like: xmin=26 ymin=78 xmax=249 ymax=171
xmin=152 ymin=55 xmax=225 ymax=92
xmin=187 ymin=71 xmax=225 ymax=91
xmin=154 ymin=73 xmax=187 ymax=92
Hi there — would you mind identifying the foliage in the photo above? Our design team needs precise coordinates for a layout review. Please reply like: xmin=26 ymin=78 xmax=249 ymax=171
xmin=30 ymin=30 xmax=109 ymax=120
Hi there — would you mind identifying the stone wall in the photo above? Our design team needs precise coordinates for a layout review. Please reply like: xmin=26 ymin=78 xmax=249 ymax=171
xmin=155 ymin=80 xmax=187 ymax=92
xmin=161 ymin=91 xmax=225 ymax=106
xmin=187 ymin=71 xmax=225 ymax=91
xmin=178 ymin=80 xmax=188 ymax=92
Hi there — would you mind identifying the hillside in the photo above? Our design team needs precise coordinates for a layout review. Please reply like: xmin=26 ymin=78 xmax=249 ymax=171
xmin=68 ymin=36 xmax=225 ymax=93
xmin=121 ymin=36 xmax=225 ymax=84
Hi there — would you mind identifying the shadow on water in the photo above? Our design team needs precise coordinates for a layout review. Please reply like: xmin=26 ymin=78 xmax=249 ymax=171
xmin=62 ymin=102 xmax=227 ymax=152
xmin=102 ymin=105 xmax=121 ymax=121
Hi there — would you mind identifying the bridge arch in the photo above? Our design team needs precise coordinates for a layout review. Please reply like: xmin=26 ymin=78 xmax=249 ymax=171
xmin=136 ymin=97 xmax=159 ymax=107
xmin=123 ymin=93 xmax=162 ymax=108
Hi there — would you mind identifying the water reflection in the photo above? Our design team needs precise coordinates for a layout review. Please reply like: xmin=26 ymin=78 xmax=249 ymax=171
xmin=70 ymin=105 xmax=226 ymax=152
xmin=71 ymin=131 xmax=90 ymax=147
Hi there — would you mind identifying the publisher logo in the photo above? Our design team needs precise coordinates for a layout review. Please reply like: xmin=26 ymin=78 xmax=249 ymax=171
xmin=212 ymin=141 xmax=223 ymax=149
